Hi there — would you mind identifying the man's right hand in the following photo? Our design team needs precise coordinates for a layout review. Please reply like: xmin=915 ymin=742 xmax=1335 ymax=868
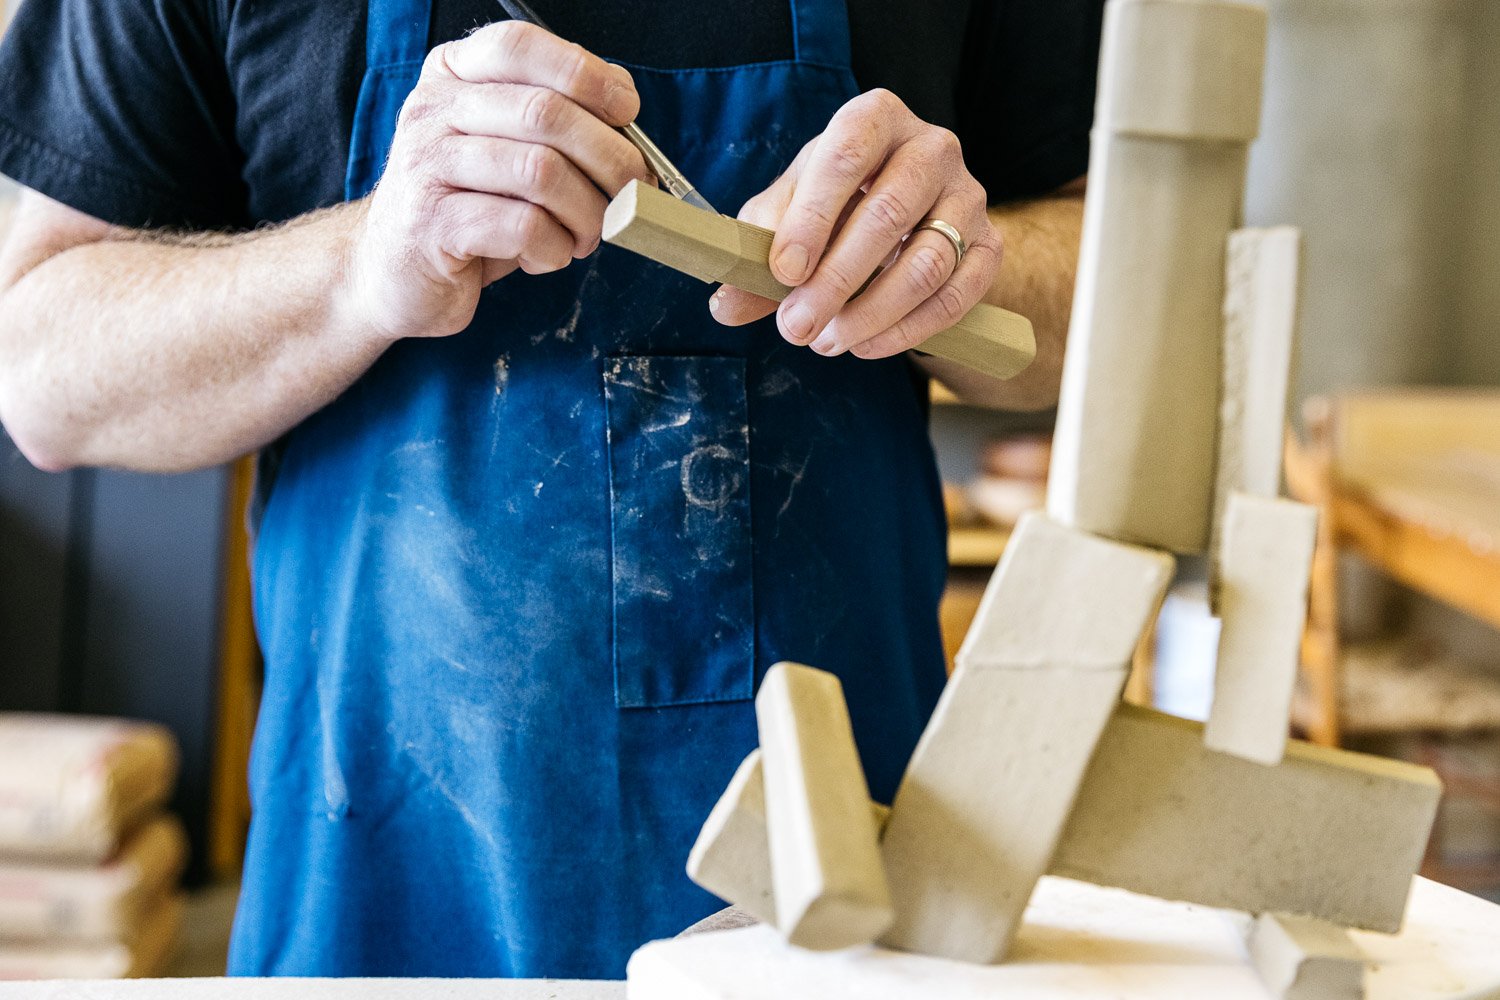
xmin=345 ymin=21 xmax=652 ymax=344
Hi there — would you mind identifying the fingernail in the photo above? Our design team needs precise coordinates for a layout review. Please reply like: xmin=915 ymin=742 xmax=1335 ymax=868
xmin=809 ymin=330 xmax=842 ymax=356
xmin=776 ymin=244 xmax=810 ymax=284
xmin=780 ymin=301 xmax=816 ymax=344
xmin=604 ymin=83 xmax=635 ymax=123
xmin=709 ymin=290 xmax=724 ymax=317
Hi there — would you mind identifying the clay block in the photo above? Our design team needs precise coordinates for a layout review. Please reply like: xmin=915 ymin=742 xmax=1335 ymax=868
xmin=687 ymin=711 xmax=1432 ymax=944
xmin=957 ymin=511 xmax=1178 ymax=670
xmin=686 ymin=750 xmax=777 ymax=926
xmin=687 ymin=749 xmax=891 ymax=927
xmin=1246 ymin=912 xmax=1366 ymax=1000
xmin=879 ymin=514 xmax=1174 ymax=963
xmin=602 ymin=181 xmax=1036 ymax=382
xmin=1211 ymin=227 xmax=1302 ymax=591
xmin=1046 ymin=132 xmax=1248 ymax=553
xmin=757 ymin=663 xmax=892 ymax=951
xmin=880 ymin=668 xmax=1128 ymax=964
xmin=1097 ymin=0 xmax=1268 ymax=143
xmin=1054 ymin=704 xmax=1441 ymax=933
xmin=1205 ymin=494 xmax=1318 ymax=765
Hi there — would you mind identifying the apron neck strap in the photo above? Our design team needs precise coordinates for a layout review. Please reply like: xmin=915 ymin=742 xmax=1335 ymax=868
xmin=790 ymin=0 xmax=853 ymax=70
xmin=366 ymin=0 xmax=432 ymax=67
xmin=363 ymin=0 xmax=850 ymax=76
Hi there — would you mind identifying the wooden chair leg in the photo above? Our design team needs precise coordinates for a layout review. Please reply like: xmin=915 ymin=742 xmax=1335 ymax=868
xmin=1286 ymin=400 xmax=1341 ymax=747
xmin=209 ymin=454 xmax=262 ymax=878
xmin=1125 ymin=617 xmax=1157 ymax=708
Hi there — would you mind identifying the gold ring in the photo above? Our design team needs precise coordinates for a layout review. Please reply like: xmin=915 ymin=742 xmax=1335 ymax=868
xmin=913 ymin=219 xmax=967 ymax=268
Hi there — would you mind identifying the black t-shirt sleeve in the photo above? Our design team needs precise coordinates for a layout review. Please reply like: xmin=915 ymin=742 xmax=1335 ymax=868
xmin=957 ymin=0 xmax=1104 ymax=202
xmin=0 ymin=0 xmax=246 ymax=230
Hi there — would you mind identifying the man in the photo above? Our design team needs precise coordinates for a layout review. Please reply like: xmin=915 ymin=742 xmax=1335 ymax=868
xmin=0 ymin=0 xmax=1102 ymax=980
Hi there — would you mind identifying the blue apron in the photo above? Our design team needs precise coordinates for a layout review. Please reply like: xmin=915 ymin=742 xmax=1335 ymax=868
xmin=231 ymin=0 xmax=948 ymax=979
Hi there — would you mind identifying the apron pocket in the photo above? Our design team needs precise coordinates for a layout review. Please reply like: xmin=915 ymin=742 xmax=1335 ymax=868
xmin=605 ymin=355 xmax=754 ymax=708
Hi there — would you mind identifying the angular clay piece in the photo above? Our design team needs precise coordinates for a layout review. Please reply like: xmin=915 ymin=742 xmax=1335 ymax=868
xmin=757 ymin=663 xmax=892 ymax=951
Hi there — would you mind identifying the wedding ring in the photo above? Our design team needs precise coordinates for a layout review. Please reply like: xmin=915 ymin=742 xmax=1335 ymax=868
xmin=912 ymin=219 xmax=967 ymax=268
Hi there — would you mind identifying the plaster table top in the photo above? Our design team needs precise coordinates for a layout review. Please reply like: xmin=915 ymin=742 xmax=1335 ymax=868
xmin=629 ymin=875 xmax=1500 ymax=999
xmin=0 ymin=979 xmax=623 ymax=999
xmin=6 ymin=876 xmax=1499 ymax=1000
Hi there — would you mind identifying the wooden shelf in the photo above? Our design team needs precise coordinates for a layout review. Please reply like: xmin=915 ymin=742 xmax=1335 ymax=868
xmin=947 ymin=526 xmax=1011 ymax=567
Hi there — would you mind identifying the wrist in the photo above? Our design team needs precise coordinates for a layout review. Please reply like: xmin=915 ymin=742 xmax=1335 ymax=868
xmin=330 ymin=199 xmax=405 ymax=350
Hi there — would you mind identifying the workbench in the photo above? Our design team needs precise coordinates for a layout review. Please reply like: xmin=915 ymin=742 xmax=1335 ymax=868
xmin=7 ymin=875 xmax=1499 ymax=999
xmin=1287 ymin=389 xmax=1500 ymax=746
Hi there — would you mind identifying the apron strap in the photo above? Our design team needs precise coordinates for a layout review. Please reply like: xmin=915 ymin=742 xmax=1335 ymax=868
xmin=344 ymin=0 xmax=433 ymax=199
xmin=790 ymin=0 xmax=854 ymax=71
xmin=366 ymin=0 xmax=432 ymax=69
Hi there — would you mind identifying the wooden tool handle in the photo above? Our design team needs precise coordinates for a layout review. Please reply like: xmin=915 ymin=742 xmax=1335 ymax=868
xmin=603 ymin=181 xmax=1036 ymax=382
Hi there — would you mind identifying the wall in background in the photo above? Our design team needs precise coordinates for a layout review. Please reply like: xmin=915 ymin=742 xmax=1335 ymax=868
xmin=1244 ymin=0 xmax=1500 ymax=666
xmin=1453 ymin=0 xmax=1500 ymax=386
xmin=1246 ymin=0 xmax=1500 ymax=401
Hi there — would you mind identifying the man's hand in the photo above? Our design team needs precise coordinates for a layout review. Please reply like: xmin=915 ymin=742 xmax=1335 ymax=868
xmin=348 ymin=21 xmax=653 ymax=344
xmin=709 ymin=89 xmax=1003 ymax=362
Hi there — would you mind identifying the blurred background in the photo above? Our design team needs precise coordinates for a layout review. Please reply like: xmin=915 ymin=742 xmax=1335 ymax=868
xmin=1 ymin=0 xmax=1498 ymax=979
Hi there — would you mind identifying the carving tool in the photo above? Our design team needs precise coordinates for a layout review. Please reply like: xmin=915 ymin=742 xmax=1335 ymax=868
xmin=494 ymin=1 xmax=1036 ymax=382
xmin=493 ymin=0 xmax=717 ymax=213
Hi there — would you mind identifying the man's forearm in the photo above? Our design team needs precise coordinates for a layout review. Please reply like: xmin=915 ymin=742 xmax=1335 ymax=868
xmin=919 ymin=190 xmax=1084 ymax=410
xmin=0 ymin=199 xmax=389 ymax=473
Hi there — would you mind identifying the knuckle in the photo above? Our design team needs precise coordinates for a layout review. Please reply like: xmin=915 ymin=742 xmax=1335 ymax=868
xmin=862 ymin=88 xmax=902 ymax=115
xmin=818 ymin=256 xmax=863 ymax=298
xmin=981 ymin=224 xmax=1004 ymax=258
xmin=578 ymin=221 xmax=604 ymax=256
xmin=559 ymin=45 xmax=593 ymax=96
xmin=415 ymin=183 xmax=446 ymax=225
xmin=424 ymin=135 xmax=458 ymax=178
xmin=821 ymin=135 xmax=869 ymax=184
xmin=421 ymin=43 xmax=450 ymax=77
xmin=429 ymin=194 xmax=469 ymax=243
xmin=969 ymin=227 xmax=1004 ymax=271
xmin=513 ymin=203 xmax=550 ymax=246
xmin=933 ymin=281 xmax=969 ymax=325
xmin=394 ymin=132 xmax=437 ymax=180
xmin=931 ymin=126 xmax=963 ymax=161
xmin=861 ymin=189 xmax=914 ymax=238
xmin=791 ymin=198 xmax=840 ymax=240
xmin=491 ymin=19 xmax=532 ymax=62
xmin=396 ymin=87 xmax=438 ymax=129
xmin=520 ymin=87 xmax=563 ymax=136
xmin=521 ymin=144 xmax=561 ymax=193
xmin=892 ymin=320 xmax=930 ymax=352
xmin=856 ymin=320 xmax=914 ymax=358
xmin=905 ymin=245 xmax=950 ymax=297
xmin=611 ymin=142 xmax=649 ymax=188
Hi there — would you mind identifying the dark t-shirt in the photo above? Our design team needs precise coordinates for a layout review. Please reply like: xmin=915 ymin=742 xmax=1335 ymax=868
xmin=0 ymin=0 xmax=1102 ymax=232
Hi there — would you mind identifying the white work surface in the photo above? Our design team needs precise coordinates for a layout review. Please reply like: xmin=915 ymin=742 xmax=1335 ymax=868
xmin=5 ymin=876 xmax=1499 ymax=1000
xmin=629 ymin=876 xmax=1500 ymax=1000
xmin=0 ymin=980 xmax=623 ymax=999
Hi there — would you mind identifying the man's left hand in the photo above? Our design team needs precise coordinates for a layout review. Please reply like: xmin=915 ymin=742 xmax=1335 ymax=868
xmin=709 ymin=89 xmax=1003 ymax=361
